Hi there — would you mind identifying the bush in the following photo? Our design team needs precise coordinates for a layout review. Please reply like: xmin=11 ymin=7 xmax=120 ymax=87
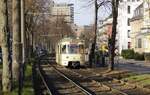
xmin=144 ymin=53 xmax=150 ymax=61
xmin=121 ymin=49 xmax=134 ymax=59
xmin=134 ymin=52 xmax=144 ymax=60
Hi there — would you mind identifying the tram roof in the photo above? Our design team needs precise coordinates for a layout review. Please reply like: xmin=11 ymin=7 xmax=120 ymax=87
xmin=58 ymin=37 xmax=84 ymax=44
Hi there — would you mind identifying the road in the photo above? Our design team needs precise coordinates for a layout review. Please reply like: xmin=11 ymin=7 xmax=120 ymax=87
xmin=115 ymin=59 xmax=150 ymax=74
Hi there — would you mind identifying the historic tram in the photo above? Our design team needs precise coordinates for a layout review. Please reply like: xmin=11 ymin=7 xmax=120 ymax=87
xmin=56 ymin=37 xmax=85 ymax=68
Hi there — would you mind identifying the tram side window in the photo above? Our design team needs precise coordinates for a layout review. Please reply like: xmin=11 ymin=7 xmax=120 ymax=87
xmin=79 ymin=45 xmax=84 ymax=54
xmin=62 ymin=45 xmax=66 ymax=54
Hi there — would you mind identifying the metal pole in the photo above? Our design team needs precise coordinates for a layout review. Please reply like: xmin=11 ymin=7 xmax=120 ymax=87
xmin=21 ymin=0 xmax=25 ymax=64
xmin=20 ymin=0 xmax=25 ymax=94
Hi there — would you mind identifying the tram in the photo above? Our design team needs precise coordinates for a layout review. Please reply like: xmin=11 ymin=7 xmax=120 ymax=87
xmin=56 ymin=37 xmax=85 ymax=68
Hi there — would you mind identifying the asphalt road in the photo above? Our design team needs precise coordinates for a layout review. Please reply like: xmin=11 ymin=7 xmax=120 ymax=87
xmin=115 ymin=59 xmax=150 ymax=74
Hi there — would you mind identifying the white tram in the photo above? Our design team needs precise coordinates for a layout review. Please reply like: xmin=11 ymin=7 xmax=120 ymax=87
xmin=56 ymin=37 xmax=85 ymax=67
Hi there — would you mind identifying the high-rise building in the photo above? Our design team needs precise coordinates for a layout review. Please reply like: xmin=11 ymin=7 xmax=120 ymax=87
xmin=117 ymin=0 xmax=142 ymax=53
xmin=51 ymin=3 xmax=74 ymax=23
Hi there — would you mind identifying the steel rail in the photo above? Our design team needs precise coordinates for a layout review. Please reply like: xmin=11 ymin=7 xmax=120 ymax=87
xmin=86 ymin=69 xmax=150 ymax=94
xmin=37 ymin=66 xmax=52 ymax=95
xmin=48 ymin=64 xmax=94 ymax=95
xmin=67 ymin=68 xmax=129 ymax=95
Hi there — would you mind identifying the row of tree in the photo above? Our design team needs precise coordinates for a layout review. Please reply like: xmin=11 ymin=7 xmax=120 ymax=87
xmin=0 ymin=0 xmax=75 ymax=94
xmin=83 ymin=0 xmax=119 ymax=70
xmin=0 ymin=0 xmax=119 ymax=93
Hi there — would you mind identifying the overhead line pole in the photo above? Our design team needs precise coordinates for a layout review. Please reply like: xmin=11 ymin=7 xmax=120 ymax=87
xmin=21 ymin=0 xmax=25 ymax=93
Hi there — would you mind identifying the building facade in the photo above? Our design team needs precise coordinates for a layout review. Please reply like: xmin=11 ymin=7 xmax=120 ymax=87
xmin=130 ymin=3 xmax=144 ymax=53
xmin=51 ymin=3 xmax=74 ymax=23
xmin=97 ymin=17 xmax=113 ymax=51
xmin=130 ymin=1 xmax=150 ymax=53
xmin=117 ymin=0 xmax=142 ymax=53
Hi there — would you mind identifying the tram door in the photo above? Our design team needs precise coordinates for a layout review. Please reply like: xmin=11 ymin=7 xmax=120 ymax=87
xmin=56 ymin=44 xmax=61 ymax=64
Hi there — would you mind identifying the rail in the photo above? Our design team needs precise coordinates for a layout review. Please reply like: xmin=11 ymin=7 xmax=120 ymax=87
xmin=48 ymin=64 xmax=95 ymax=95
xmin=37 ymin=65 xmax=52 ymax=95
xmin=63 ymin=67 xmax=129 ymax=95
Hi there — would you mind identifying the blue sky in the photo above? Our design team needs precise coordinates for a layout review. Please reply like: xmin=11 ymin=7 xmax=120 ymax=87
xmin=54 ymin=0 xmax=111 ymax=26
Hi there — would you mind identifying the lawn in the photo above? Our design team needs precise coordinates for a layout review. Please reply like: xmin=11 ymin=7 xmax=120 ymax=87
xmin=124 ymin=74 xmax=150 ymax=87
xmin=12 ymin=64 xmax=34 ymax=95
xmin=0 ymin=64 xmax=2 ymax=69
xmin=22 ymin=64 xmax=34 ymax=95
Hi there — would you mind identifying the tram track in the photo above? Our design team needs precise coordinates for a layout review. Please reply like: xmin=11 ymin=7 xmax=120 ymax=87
xmin=40 ymin=64 xmax=93 ymax=95
xmin=32 ymin=63 xmax=53 ymax=95
xmin=47 ymin=63 xmax=128 ymax=95
xmin=38 ymin=57 xmax=150 ymax=95
xmin=70 ymin=68 xmax=150 ymax=95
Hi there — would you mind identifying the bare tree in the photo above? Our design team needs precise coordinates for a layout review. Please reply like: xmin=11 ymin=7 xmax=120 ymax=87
xmin=85 ymin=0 xmax=111 ymax=66
xmin=109 ymin=0 xmax=119 ymax=70
xmin=0 ymin=0 xmax=11 ymax=92
xmin=12 ymin=0 xmax=22 ymax=84
xmin=24 ymin=0 xmax=53 ymax=58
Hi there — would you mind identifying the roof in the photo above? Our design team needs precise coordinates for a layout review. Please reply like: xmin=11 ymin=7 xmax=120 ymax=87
xmin=131 ymin=3 xmax=143 ymax=21
xmin=58 ymin=37 xmax=84 ymax=44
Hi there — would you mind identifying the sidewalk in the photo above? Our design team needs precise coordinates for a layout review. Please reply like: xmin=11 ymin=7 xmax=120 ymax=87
xmin=118 ymin=58 xmax=150 ymax=67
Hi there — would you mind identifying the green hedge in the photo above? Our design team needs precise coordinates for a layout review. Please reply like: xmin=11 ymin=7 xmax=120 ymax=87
xmin=134 ymin=52 xmax=145 ymax=61
xmin=144 ymin=53 xmax=150 ymax=61
xmin=121 ymin=49 xmax=135 ymax=59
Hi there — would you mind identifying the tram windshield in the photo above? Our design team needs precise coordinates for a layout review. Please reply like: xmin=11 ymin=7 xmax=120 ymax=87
xmin=68 ymin=44 xmax=84 ymax=54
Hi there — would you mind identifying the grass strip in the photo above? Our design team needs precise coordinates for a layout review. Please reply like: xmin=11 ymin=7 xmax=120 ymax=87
xmin=11 ymin=64 xmax=34 ymax=95
xmin=22 ymin=64 xmax=34 ymax=95
xmin=0 ymin=64 xmax=2 ymax=69
xmin=124 ymin=74 xmax=150 ymax=86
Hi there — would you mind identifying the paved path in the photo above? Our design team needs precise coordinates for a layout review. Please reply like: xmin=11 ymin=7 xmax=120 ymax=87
xmin=115 ymin=59 xmax=150 ymax=74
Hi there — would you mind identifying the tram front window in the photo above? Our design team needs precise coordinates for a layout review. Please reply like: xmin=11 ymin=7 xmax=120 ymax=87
xmin=68 ymin=44 xmax=84 ymax=54
xmin=68 ymin=44 xmax=78 ymax=54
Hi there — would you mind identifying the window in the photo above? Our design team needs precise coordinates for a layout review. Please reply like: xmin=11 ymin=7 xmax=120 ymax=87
xmin=138 ymin=38 xmax=142 ymax=48
xmin=128 ymin=6 xmax=130 ymax=14
xmin=68 ymin=44 xmax=78 ymax=54
xmin=128 ymin=30 xmax=130 ymax=38
xmin=127 ymin=18 xmax=130 ymax=26
xmin=62 ymin=45 xmax=66 ymax=54
xmin=128 ymin=42 xmax=131 ymax=49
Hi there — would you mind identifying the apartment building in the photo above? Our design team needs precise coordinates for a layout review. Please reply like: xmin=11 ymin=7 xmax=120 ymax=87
xmin=130 ymin=1 xmax=150 ymax=53
xmin=130 ymin=3 xmax=144 ymax=53
xmin=117 ymin=0 xmax=142 ymax=53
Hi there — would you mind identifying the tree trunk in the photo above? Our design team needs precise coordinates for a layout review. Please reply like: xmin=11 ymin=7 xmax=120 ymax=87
xmin=0 ymin=0 xmax=12 ymax=92
xmin=109 ymin=0 xmax=119 ymax=71
xmin=94 ymin=0 xmax=98 ymax=64
xmin=12 ymin=0 xmax=22 ymax=81
xmin=89 ymin=0 xmax=98 ymax=67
